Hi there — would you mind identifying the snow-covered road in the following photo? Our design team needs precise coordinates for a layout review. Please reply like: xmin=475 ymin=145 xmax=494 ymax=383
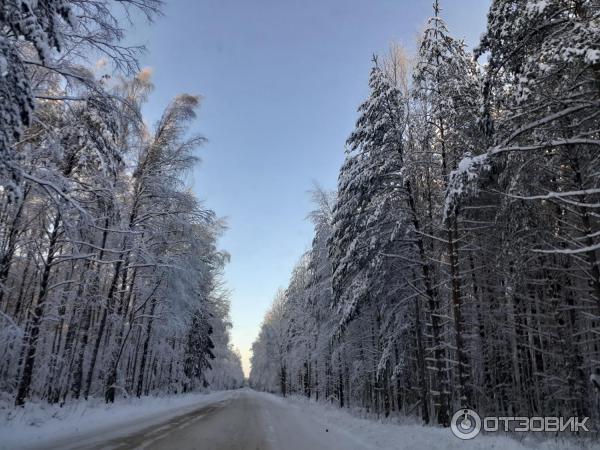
xmin=15 ymin=390 xmax=368 ymax=450
xmin=4 ymin=389 xmax=592 ymax=450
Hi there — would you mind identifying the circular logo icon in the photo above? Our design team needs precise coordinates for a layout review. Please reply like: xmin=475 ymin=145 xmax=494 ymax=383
xmin=451 ymin=408 xmax=481 ymax=440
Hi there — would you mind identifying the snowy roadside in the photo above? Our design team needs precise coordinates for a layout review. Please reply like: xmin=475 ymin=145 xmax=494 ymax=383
xmin=0 ymin=390 xmax=237 ymax=450
xmin=269 ymin=393 xmax=599 ymax=450
xmin=1 ymin=389 xmax=597 ymax=450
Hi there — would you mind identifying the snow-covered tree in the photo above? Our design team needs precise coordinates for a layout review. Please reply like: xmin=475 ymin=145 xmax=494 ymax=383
xmin=1 ymin=64 xmax=242 ymax=406
xmin=251 ymin=0 xmax=600 ymax=432
xmin=1 ymin=0 xmax=161 ymax=198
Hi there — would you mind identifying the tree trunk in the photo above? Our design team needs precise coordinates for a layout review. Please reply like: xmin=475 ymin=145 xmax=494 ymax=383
xmin=15 ymin=214 xmax=61 ymax=406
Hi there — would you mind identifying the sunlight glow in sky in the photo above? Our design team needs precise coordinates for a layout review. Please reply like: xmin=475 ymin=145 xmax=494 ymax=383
xmin=127 ymin=0 xmax=490 ymax=376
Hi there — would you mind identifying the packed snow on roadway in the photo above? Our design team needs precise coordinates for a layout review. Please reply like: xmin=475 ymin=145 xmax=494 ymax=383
xmin=1 ymin=389 xmax=596 ymax=450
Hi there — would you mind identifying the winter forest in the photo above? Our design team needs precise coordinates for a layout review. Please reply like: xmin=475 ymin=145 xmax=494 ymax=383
xmin=2 ymin=0 xmax=600 ymax=447
xmin=250 ymin=0 xmax=600 ymax=430
xmin=0 ymin=0 xmax=243 ymax=409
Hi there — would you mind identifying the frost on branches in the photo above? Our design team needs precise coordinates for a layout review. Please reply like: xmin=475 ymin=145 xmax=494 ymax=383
xmin=0 ymin=0 xmax=160 ymax=198
xmin=0 ymin=1 xmax=243 ymax=409
xmin=251 ymin=1 xmax=600 ymax=439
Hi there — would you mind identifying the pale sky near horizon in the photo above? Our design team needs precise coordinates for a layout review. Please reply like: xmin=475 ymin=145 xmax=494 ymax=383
xmin=126 ymin=0 xmax=491 ymax=376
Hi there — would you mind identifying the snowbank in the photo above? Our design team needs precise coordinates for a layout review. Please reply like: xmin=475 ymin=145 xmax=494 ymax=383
xmin=0 ymin=390 xmax=234 ymax=450
xmin=274 ymin=394 xmax=599 ymax=450
xmin=1 ymin=389 xmax=597 ymax=450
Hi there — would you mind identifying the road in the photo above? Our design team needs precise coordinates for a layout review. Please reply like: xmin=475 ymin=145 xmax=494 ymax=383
xmin=33 ymin=390 xmax=369 ymax=450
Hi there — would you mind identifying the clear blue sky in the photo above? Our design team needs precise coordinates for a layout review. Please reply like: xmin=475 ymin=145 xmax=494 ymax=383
xmin=127 ymin=0 xmax=490 ymax=376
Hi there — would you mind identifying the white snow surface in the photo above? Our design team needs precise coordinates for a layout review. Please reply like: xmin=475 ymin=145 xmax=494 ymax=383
xmin=0 ymin=389 xmax=597 ymax=450
xmin=0 ymin=390 xmax=232 ymax=450
xmin=276 ymin=393 xmax=597 ymax=450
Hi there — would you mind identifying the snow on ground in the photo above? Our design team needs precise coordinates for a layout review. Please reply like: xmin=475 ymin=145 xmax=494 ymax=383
xmin=0 ymin=390 xmax=234 ymax=450
xmin=0 ymin=389 xmax=597 ymax=450
xmin=271 ymin=393 xmax=599 ymax=450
